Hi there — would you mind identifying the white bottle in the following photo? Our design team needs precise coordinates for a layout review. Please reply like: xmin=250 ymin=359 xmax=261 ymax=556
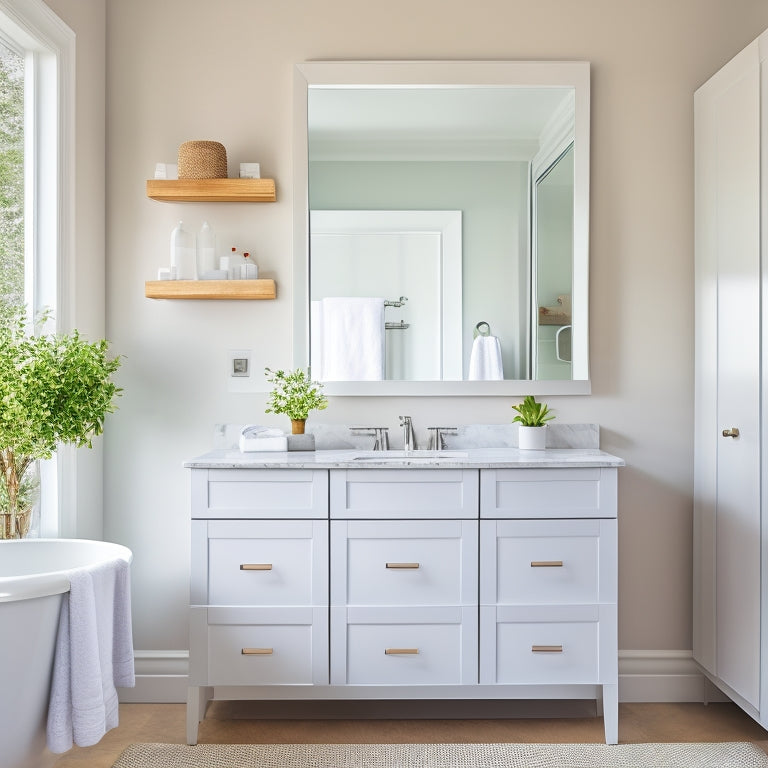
xmin=242 ymin=252 xmax=258 ymax=279
xmin=196 ymin=221 xmax=216 ymax=278
xmin=170 ymin=221 xmax=196 ymax=280
xmin=228 ymin=246 xmax=245 ymax=279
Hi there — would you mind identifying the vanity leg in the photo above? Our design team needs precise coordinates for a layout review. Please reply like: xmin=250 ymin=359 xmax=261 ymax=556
xmin=186 ymin=685 xmax=212 ymax=745
xmin=602 ymin=683 xmax=618 ymax=745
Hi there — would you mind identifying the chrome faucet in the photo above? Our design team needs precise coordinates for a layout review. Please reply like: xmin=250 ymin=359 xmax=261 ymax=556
xmin=349 ymin=427 xmax=390 ymax=451
xmin=399 ymin=416 xmax=417 ymax=452
xmin=427 ymin=426 xmax=458 ymax=450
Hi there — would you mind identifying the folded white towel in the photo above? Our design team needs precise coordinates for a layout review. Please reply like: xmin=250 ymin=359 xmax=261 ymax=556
xmin=468 ymin=335 xmax=504 ymax=380
xmin=311 ymin=297 xmax=385 ymax=381
xmin=47 ymin=558 xmax=135 ymax=753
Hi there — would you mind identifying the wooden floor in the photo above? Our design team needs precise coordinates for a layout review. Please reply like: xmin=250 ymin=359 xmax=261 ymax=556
xmin=50 ymin=701 xmax=768 ymax=768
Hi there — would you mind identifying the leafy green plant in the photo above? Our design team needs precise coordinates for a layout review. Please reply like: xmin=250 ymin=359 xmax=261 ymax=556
xmin=0 ymin=305 xmax=122 ymax=537
xmin=511 ymin=395 xmax=555 ymax=427
xmin=264 ymin=367 xmax=328 ymax=422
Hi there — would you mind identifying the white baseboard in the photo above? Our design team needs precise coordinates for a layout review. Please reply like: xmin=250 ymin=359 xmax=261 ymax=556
xmin=120 ymin=649 xmax=732 ymax=706
xmin=119 ymin=650 xmax=189 ymax=703
xmin=618 ymin=650 xmax=729 ymax=703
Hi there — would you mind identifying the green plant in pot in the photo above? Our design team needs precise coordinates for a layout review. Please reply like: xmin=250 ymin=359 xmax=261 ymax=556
xmin=0 ymin=305 xmax=122 ymax=538
xmin=511 ymin=395 xmax=555 ymax=450
xmin=265 ymin=367 xmax=328 ymax=434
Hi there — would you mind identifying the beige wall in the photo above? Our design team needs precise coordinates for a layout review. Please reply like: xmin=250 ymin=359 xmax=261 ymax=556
xmin=89 ymin=0 xmax=768 ymax=656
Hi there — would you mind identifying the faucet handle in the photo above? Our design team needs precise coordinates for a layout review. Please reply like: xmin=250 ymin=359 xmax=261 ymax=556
xmin=350 ymin=427 xmax=390 ymax=451
xmin=426 ymin=426 xmax=458 ymax=450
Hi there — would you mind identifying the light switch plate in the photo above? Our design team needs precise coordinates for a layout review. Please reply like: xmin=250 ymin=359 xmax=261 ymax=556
xmin=227 ymin=349 xmax=256 ymax=392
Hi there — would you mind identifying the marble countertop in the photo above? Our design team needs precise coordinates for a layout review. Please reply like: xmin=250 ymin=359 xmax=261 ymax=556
xmin=185 ymin=447 xmax=625 ymax=470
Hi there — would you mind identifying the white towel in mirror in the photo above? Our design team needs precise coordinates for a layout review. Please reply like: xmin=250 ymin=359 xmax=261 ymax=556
xmin=311 ymin=297 xmax=385 ymax=380
xmin=468 ymin=334 xmax=504 ymax=380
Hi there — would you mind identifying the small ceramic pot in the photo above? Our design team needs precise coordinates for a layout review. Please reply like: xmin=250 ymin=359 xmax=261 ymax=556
xmin=518 ymin=425 xmax=547 ymax=450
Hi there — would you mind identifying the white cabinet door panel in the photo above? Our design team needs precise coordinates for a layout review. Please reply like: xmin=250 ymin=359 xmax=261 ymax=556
xmin=481 ymin=605 xmax=600 ymax=685
xmin=208 ymin=625 xmax=315 ymax=685
xmin=331 ymin=520 xmax=478 ymax=606
xmin=206 ymin=520 xmax=328 ymax=606
xmin=695 ymin=36 xmax=761 ymax=711
xmin=480 ymin=468 xmax=615 ymax=519
xmin=193 ymin=469 xmax=329 ymax=519
xmin=332 ymin=606 xmax=477 ymax=686
xmin=480 ymin=519 xmax=612 ymax=606
xmin=331 ymin=469 xmax=478 ymax=519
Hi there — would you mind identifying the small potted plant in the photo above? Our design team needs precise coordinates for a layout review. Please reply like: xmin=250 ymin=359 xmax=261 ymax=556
xmin=265 ymin=367 xmax=328 ymax=434
xmin=0 ymin=305 xmax=122 ymax=538
xmin=511 ymin=395 xmax=555 ymax=450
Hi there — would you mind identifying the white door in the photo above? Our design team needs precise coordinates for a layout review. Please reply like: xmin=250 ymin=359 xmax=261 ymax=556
xmin=695 ymin=39 xmax=761 ymax=708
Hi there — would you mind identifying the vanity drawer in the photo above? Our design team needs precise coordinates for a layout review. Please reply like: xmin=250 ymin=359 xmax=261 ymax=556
xmin=331 ymin=520 xmax=477 ymax=607
xmin=201 ymin=606 xmax=328 ymax=686
xmin=196 ymin=520 xmax=328 ymax=606
xmin=191 ymin=468 xmax=329 ymax=519
xmin=480 ymin=468 xmax=617 ymax=519
xmin=330 ymin=469 xmax=479 ymax=519
xmin=480 ymin=605 xmax=601 ymax=685
xmin=480 ymin=519 xmax=616 ymax=605
xmin=331 ymin=606 xmax=477 ymax=685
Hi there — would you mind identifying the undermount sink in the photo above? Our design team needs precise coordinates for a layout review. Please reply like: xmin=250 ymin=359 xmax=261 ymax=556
xmin=352 ymin=450 xmax=469 ymax=462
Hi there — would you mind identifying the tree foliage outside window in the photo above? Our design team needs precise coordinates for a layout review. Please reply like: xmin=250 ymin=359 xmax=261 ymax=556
xmin=0 ymin=41 xmax=23 ymax=312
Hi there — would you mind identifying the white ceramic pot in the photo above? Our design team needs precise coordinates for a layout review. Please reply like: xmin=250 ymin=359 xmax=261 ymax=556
xmin=518 ymin=425 xmax=547 ymax=450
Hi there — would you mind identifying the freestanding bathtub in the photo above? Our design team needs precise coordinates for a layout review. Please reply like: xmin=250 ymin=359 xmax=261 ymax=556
xmin=0 ymin=538 xmax=132 ymax=768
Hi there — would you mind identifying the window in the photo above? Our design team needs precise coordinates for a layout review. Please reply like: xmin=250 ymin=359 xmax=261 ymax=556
xmin=0 ymin=0 xmax=74 ymax=536
xmin=0 ymin=37 xmax=23 ymax=309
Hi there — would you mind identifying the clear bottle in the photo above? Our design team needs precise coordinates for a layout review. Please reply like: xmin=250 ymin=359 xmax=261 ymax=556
xmin=196 ymin=221 xmax=216 ymax=278
xmin=242 ymin=252 xmax=258 ymax=279
xmin=228 ymin=246 xmax=245 ymax=279
xmin=170 ymin=221 xmax=196 ymax=280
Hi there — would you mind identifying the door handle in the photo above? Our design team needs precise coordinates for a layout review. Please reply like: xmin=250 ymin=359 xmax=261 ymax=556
xmin=722 ymin=428 xmax=740 ymax=438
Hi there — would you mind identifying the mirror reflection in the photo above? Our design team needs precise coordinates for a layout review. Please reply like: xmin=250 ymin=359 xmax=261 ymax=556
xmin=294 ymin=62 xmax=590 ymax=395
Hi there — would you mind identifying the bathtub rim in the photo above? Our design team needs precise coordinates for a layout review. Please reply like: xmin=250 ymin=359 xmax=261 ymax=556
xmin=0 ymin=538 xmax=132 ymax=604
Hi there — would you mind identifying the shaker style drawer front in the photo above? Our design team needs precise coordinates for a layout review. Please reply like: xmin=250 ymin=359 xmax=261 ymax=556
xmin=481 ymin=519 xmax=606 ymax=605
xmin=480 ymin=605 xmax=600 ymax=685
xmin=204 ymin=606 xmax=329 ymax=686
xmin=207 ymin=520 xmax=328 ymax=606
xmin=331 ymin=520 xmax=478 ymax=607
xmin=207 ymin=624 xmax=315 ymax=686
xmin=192 ymin=469 xmax=329 ymax=519
xmin=332 ymin=607 xmax=478 ymax=686
xmin=480 ymin=468 xmax=617 ymax=519
xmin=330 ymin=469 xmax=479 ymax=519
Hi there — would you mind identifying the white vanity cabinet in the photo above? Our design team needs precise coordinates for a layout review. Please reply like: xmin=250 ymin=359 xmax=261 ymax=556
xmin=187 ymin=468 xmax=329 ymax=743
xmin=186 ymin=454 xmax=620 ymax=745
xmin=329 ymin=469 xmax=479 ymax=687
xmin=480 ymin=468 xmax=618 ymax=744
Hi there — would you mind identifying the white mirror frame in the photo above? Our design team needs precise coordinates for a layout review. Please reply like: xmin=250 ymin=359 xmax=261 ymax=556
xmin=293 ymin=60 xmax=591 ymax=396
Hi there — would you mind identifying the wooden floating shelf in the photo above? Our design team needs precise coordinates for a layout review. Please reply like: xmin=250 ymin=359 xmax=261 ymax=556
xmin=146 ymin=178 xmax=276 ymax=202
xmin=538 ymin=294 xmax=572 ymax=326
xmin=145 ymin=279 xmax=276 ymax=300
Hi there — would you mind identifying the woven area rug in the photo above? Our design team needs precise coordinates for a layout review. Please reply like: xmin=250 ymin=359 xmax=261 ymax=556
xmin=112 ymin=742 xmax=768 ymax=768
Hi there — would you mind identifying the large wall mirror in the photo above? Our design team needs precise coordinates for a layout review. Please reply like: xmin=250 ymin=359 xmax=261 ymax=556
xmin=293 ymin=61 xmax=590 ymax=395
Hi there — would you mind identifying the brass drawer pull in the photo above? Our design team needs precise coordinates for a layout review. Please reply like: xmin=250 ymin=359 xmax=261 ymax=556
xmin=532 ymin=645 xmax=563 ymax=653
xmin=722 ymin=427 xmax=740 ymax=438
xmin=531 ymin=561 xmax=563 ymax=568
xmin=240 ymin=563 xmax=272 ymax=571
xmin=386 ymin=562 xmax=420 ymax=569
xmin=385 ymin=648 xmax=419 ymax=655
xmin=241 ymin=647 xmax=273 ymax=655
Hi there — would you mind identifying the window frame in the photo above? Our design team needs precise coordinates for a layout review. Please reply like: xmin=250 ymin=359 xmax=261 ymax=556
xmin=0 ymin=0 xmax=75 ymax=537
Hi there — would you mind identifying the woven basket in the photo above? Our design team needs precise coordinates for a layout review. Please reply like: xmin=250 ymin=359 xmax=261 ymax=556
xmin=178 ymin=140 xmax=227 ymax=179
